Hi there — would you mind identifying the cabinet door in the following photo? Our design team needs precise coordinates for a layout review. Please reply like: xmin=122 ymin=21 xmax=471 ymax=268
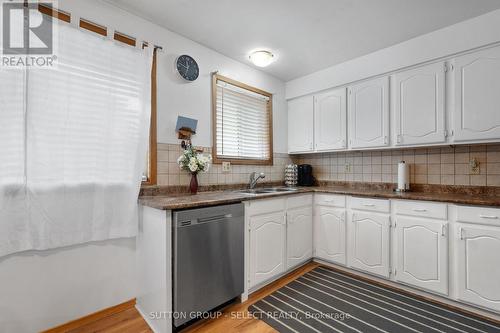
xmin=249 ymin=212 xmax=285 ymax=288
xmin=288 ymin=95 xmax=314 ymax=153
xmin=314 ymin=88 xmax=347 ymax=151
xmin=348 ymin=212 xmax=390 ymax=278
xmin=395 ymin=217 xmax=448 ymax=295
xmin=456 ymin=223 xmax=500 ymax=312
xmin=454 ymin=46 xmax=500 ymax=142
xmin=394 ymin=62 xmax=446 ymax=146
xmin=348 ymin=77 xmax=390 ymax=149
xmin=287 ymin=206 xmax=313 ymax=269
xmin=314 ymin=206 xmax=346 ymax=265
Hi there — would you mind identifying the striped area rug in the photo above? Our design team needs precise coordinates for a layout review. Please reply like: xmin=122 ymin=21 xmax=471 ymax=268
xmin=248 ymin=266 xmax=500 ymax=333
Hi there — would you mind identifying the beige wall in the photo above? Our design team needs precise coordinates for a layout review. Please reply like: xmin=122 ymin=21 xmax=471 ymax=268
xmin=293 ymin=144 xmax=500 ymax=187
xmin=156 ymin=143 xmax=292 ymax=186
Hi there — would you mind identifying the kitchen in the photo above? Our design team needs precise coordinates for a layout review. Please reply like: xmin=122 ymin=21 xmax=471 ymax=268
xmin=2 ymin=1 xmax=500 ymax=332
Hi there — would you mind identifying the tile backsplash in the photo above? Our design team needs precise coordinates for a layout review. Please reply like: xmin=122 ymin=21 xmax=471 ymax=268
xmin=292 ymin=144 xmax=500 ymax=187
xmin=154 ymin=143 xmax=500 ymax=188
xmin=156 ymin=143 xmax=292 ymax=186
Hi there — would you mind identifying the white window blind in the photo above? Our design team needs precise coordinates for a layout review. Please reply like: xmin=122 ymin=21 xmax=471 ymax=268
xmin=215 ymin=78 xmax=272 ymax=162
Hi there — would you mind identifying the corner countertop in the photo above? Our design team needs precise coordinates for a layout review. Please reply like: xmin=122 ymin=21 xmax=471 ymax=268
xmin=138 ymin=185 xmax=500 ymax=210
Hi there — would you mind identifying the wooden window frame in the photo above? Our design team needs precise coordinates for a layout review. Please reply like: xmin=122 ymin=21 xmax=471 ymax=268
xmin=38 ymin=4 xmax=71 ymax=23
xmin=142 ymin=49 xmax=158 ymax=185
xmin=212 ymin=74 xmax=273 ymax=166
xmin=79 ymin=19 xmax=107 ymax=36
xmin=114 ymin=31 xmax=136 ymax=47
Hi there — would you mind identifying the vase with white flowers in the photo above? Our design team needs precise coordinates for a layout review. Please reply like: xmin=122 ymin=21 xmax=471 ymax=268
xmin=177 ymin=146 xmax=211 ymax=194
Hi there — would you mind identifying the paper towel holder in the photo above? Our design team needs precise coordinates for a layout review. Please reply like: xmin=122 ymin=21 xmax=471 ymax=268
xmin=394 ymin=160 xmax=411 ymax=193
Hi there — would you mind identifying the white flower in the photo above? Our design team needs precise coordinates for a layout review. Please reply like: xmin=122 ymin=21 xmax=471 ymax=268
xmin=188 ymin=159 xmax=198 ymax=172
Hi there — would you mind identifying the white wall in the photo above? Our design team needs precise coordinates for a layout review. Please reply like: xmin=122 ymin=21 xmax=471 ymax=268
xmin=286 ymin=9 xmax=500 ymax=100
xmin=0 ymin=1 xmax=287 ymax=332
xmin=0 ymin=238 xmax=136 ymax=332
xmin=60 ymin=0 xmax=288 ymax=152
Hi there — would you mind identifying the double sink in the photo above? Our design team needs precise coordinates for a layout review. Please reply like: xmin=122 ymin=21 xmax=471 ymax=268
xmin=237 ymin=187 xmax=299 ymax=196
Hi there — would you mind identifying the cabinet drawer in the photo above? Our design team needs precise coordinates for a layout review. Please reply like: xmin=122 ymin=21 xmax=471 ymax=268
xmin=246 ymin=198 xmax=285 ymax=216
xmin=395 ymin=200 xmax=447 ymax=220
xmin=350 ymin=197 xmax=390 ymax=213
xmin=315 ymin=194 xmax=345 ymax=207
xmin=457 ymin=206 xmax=500 ymax=226
xmin=287 ymin=194 xmax=313 ymax=209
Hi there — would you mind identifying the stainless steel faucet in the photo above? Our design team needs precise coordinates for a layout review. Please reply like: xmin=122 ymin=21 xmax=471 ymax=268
xmin=249 ymin=172 xmax=265 ymax=189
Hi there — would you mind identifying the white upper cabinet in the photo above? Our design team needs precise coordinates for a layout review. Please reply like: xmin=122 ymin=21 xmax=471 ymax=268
xmin=348 ymin=76 xmax=390 ymax=149
xmin=288 ymin=95 xmax=314 ymax=153
xmin=286 ymin=206 xmax=313 ymax=269
xmin=395 ymin=217 xmax=448 ymax=295
xmin=314 ymin=88 xmax=347 ymax=151
xmin=453 ymin=45 xmax=500 ymax=142
xmin=393 ymin=62 xmax=446 ymax=146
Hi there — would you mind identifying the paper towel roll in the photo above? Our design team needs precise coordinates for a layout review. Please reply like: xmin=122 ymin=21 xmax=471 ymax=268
xmin=397 ymin=161 xmax=410 ymax=191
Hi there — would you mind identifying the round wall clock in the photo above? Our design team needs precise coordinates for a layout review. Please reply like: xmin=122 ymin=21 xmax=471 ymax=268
xmin=176 ymin=55 xmax=199 ymax=81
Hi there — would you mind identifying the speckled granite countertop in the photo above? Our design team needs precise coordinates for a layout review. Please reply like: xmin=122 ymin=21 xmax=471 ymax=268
xmin=139 ymin=184 xmax=500 ymax=210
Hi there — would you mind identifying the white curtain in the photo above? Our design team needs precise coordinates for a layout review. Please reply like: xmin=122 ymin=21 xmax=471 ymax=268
xmin=0 ymin=22 xmax=153 ymax=257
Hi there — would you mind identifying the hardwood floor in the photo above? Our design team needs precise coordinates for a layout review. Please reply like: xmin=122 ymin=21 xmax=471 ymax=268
xmin=60 ymin=262 xmax=319 ymax=333
xmin=182 ymin=262 xmax=320 ymax=333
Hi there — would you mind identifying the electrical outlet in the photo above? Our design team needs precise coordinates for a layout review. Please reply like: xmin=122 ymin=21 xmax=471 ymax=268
xmin=469 ymin=158 xmax=480 ymax=175
xmin=344 ymin=162 xmax=352 ymax=173
xmin=222 ymin=161 xmax=231 ymax=173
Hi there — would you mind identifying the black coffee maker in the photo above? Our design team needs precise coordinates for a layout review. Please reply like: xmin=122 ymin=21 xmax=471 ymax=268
xmin=297 ymin=164 xmax=314 ymax=186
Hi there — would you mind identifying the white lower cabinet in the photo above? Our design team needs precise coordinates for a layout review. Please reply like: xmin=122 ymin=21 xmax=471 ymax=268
xmin=247 ymin=194 xmax=500 ymax=315
xmin=455 ymin=223 xmax=500 ymax=312
xmin=348 ymin=211 xmax=390 ymax=278
xmin=394 ymin=217 xmax=448 ymax=295
xmin=249 ymin=211 xmax=286 ymax=288
xmin=314 ymin=206 xmax=346 ymax=265
xmin=247 ymin=195 xmax=312 ymax=289
xmin=287 ymin=206 xmax=313 ymax=269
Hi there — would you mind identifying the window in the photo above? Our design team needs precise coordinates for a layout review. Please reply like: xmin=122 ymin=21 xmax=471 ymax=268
xmin=0 ymin=19 xmax=153 ymax=256
xmin=142 ymin=48 xmax=158 ymax=185
xmin=212 ymin=74 xmax=273 ymax=165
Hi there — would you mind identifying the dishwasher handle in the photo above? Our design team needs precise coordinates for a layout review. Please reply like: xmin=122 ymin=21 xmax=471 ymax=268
xmin=197 ymin=214 xmax=233 ymax=224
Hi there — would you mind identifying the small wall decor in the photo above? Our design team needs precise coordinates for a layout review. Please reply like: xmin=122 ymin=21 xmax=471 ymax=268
xmin=175 ymin=116 xmax=198 ymax=149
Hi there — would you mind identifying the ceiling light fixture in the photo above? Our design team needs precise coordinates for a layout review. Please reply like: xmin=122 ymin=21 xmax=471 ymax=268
xmin=249 ymin=50 xmax=274 ymax=67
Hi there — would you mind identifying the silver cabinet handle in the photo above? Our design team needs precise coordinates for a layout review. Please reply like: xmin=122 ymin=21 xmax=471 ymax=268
xmin=479 ymin=214 xmax=498 ymax=219
xmin=362 ymin=203 xmax=375 ymax=207
xmin=413 ymin=208 xmax=427 ymax=212
xmin=441 ymin=224 xmax=446 ymax=237
xmin=458 ymin=227 xmax=464 ymax=240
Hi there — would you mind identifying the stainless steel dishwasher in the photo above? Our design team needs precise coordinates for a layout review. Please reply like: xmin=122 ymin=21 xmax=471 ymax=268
xmin=173 ymin=203 xmax=244 ymax=328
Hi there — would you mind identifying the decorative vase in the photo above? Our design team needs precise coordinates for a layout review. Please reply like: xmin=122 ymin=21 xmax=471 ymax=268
xmin=190 ymin=172 xmax=199 ymax=194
